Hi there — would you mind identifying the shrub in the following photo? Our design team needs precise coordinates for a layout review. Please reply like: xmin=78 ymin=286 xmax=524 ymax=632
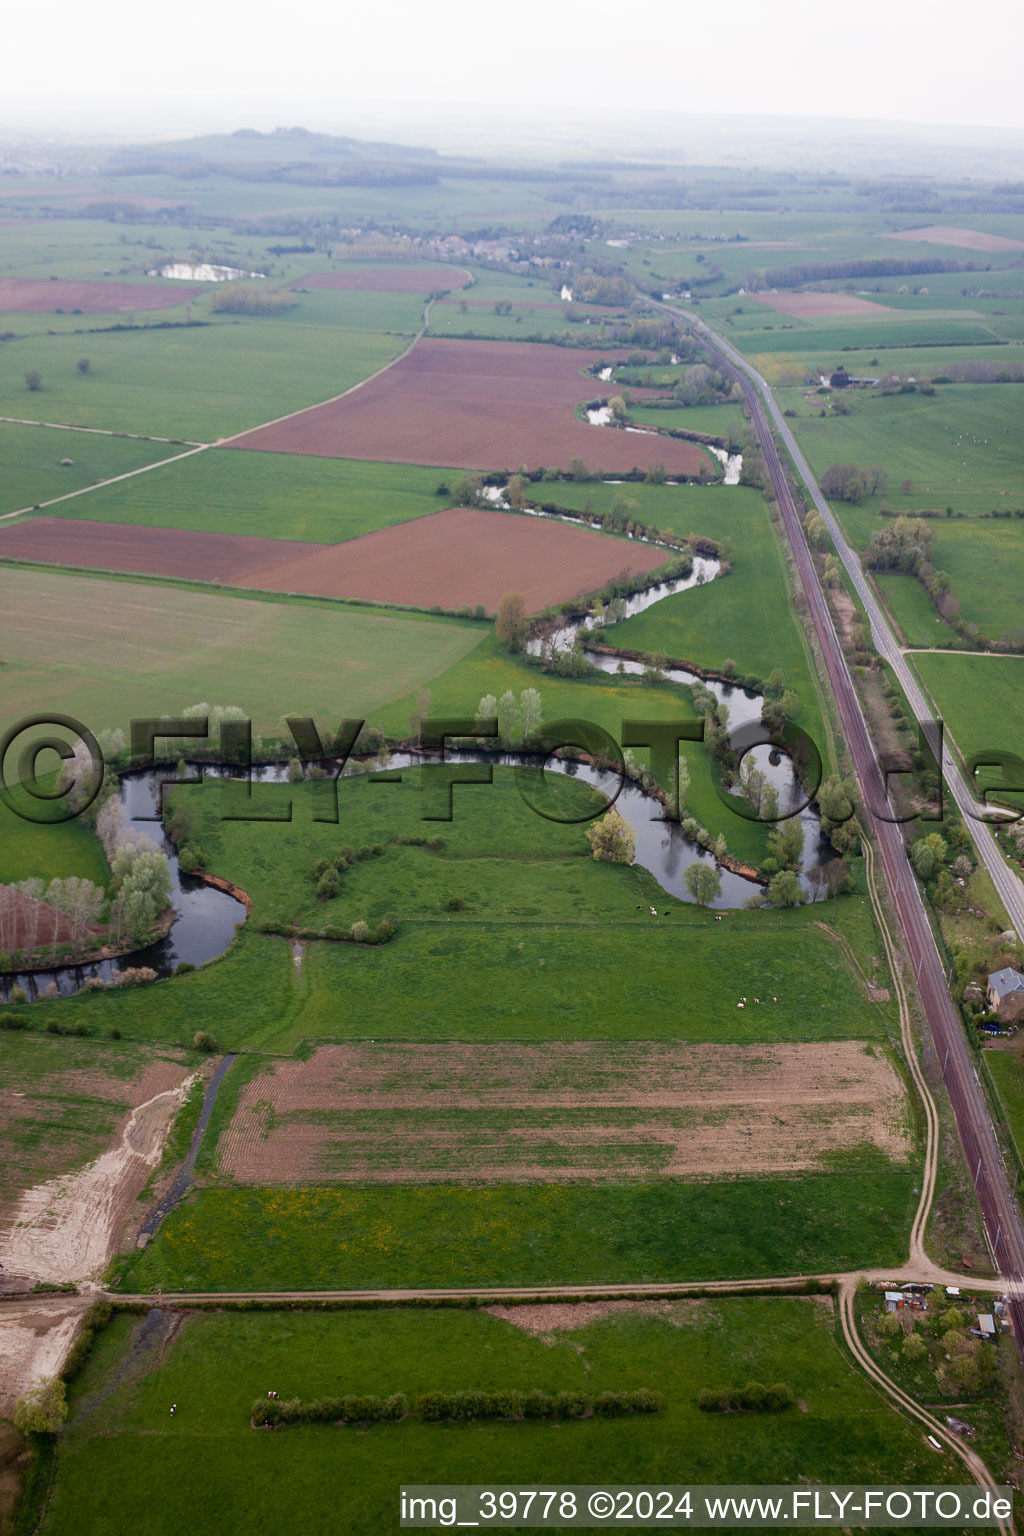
xmin=25 ymin=369 xmax=42 ymax=391
xmin=443 ymin=896 xmax=466 ymax=911
xmin=317 ymin=868 xmax=341 ymax=901
xmin=177 ymin=844 xmax=203 ymax=874
xmin=110 ymin=967 xmax=159 ymax=988
xmin=14 ymin=1376 xmax=67 ymax=1433
xmin=0 ymin=951 xmax=11 ymax=973
xmin=175 ymin=962 xmax=196 ymax=976
xmin=350 ymin=920 xmax=372 ymax=943
xmin=698 ymin=1382 xmax=791 ymax=1413
xmin=0 ymin=1012 xmax=29 ymax=1030
xmin=193 ymin=1031 xmax=218 ymax=1053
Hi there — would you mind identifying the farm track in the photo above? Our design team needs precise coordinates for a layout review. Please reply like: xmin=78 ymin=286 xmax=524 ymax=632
xmin=0 ymin=442 xmax=210 ymax=522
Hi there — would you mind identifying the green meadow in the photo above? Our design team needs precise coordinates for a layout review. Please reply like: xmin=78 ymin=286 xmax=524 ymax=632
xmin=912 ymin=652 xmax=1024 ymax=768
xmin=0 ymin=421 xmax=175 ymax=516
xmin=39 ymin=1301 xmax=957 ymax=1536
xmin=119 ymin=1165 xmax=914 ymax=1292
xmin=0 ymin=566 xmax=486 ymax=737
xmin=0 ymin=320 xmax=405 ymax=439
xmin=31 ymin=447 xmax=463 ymax=543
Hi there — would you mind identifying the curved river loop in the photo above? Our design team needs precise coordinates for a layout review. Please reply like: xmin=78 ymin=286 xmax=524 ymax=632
xmin=3 ymin=550 xmax=828 ymax=1001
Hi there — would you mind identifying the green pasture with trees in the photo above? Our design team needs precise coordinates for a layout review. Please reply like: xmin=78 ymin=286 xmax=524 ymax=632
xmin=36 ymin=1300 xmax=958 ymax=1536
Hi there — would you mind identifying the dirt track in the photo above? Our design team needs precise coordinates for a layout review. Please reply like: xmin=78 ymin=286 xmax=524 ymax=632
xmin=0 ymin=278 xmax=202 ymax=313
xmin=225 ymin=338 xmax=711 ymax=475
xmin=0 ymin=507 xmax=663 ymax=612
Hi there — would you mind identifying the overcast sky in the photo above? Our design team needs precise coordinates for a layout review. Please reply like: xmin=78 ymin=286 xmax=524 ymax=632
xmin=6 ymin=0 xmax=1024 ymax=140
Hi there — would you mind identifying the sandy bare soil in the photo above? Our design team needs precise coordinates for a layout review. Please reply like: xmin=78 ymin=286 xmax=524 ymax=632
xmin=0 ymin=507 xmax=662 ymax=613
xmin=884 ymin=225 xmax=1024 ymax=254
xmin=293 ymin=266 xmax=471 ymax=293
xmin=0 ymin=1070 xmax=195 ymax=1286
xmin=749 ymin=292 xmax=894 ymax=317
xmin=217 ymin=1041 xmax=912 ymax=1184
xmin=0 ymin=1054 xmax=188 ymax=1214
xmin=0 ymin=1299 xmax=92 ymax=1417
xmin=0 ymin=278 xmax=202 ymax=313
xmin=226 ymin=338 xmax=711 ymax=475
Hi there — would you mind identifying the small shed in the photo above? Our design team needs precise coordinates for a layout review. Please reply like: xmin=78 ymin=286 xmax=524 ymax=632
xmin=977 ymin=1314 xmax=996 ymax=1339
xmin=884 ymin=1291 xmax=903 ymax=1312
xmin=945 ymin=1286 xmax=961 ymax=1299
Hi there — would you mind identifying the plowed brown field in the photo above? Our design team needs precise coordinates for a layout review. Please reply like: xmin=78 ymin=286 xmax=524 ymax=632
xmin=225 ymin=338 xmax=711 ymax=476
xmin=885 ymin=224 xmax=1024 ymax=254
xmin=217 ymin=1041 xmax=911 ymax=1184
xmin=750 ymin=292 xmax=894 ymax=318
xmin=0 ymin=278 xmax=202 ymax=313
xmin=293 ymin=265 xmax=471 ymax=292
xmin=0 ymin=507 xmax=663 ymax=611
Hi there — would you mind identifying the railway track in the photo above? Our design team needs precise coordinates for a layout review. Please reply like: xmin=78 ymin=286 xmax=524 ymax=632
xmin=651 ymin=300 xmax=1024 ymax=1349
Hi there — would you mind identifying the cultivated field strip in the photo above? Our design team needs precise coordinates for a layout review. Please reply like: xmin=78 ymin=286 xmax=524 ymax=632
xmin=218 ymin=1041 xmax=912 ymax=1184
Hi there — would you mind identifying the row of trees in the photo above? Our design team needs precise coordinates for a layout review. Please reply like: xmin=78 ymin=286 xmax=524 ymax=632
xmin=474 ymin=688 xmax=543 ymax=749
xmin=821 ymin=463 xmax=889 ymax=505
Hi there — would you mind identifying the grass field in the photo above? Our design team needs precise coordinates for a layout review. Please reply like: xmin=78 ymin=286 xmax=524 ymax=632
xmin=986 ymin=1048 xmax=1024 ymax=1173
xmin=872 ymin=572 xmax=952 ymax=648
xmin=626 ymin=402 xmax=745 ymax=437
xmin=0 ymin=791 xmax=109 ymax=887
xmin=39 ymin=1300 xmax=958 ymax=1536
xmin=587 ymin=487 xmax=828 ymax=751
xmin=13 ymin=768 xmax=893 ymax=1052
xmin=117 ymin=1162 xmax=915 ymax=1291
xmin=29 ymin=447 xmax=464 ymax=543
xmin=0 ymin=566 xmax=486 ymax=735
xmin=776 ymin=384 xmax=1024 ymax=519
xmin=0 ymin=321 xmax=406 ymax=439
xmin=912 ymin=652 xmax=1024 ymax=768
xmin=0 ymin=422 xmax=176 ymax=516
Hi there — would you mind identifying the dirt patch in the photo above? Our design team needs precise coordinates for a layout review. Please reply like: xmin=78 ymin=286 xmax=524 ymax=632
xmin=0 ymin=508 xmax=664 ymax=613
xmin=831 ymin=587 xmax=858 ymax=648
xmin=487 ymin=1298 xmax=715 ymax=1340
xmin=884 ymin=225 xmax=1024 ymax=254
xmin=226 ymin=338 xmax=711 ymax=476
xmin=749 ymin=292 xmax=895 ymax=318
xmin=0 ymin=278 xmax=202 ymax=314
xmin=292 ymin=265 xmax=471 ymax=293
xmin=0 ymin=1071 xmax=196 ymax=1285
xmin=0 ymin=1299 xmax=89 ymax=1417
xmin=217 ymin=1041 xmax=913 ymax=1185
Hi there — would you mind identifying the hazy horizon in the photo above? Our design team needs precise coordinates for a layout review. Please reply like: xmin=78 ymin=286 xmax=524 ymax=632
xmin=5 ymin=0 xmax=1024 ymax=152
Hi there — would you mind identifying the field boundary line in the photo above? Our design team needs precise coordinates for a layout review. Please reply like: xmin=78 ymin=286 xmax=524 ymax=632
xmin=0 ymin=442 xmax=211 ymax=522
xmin=217 ymin=297 xmax=435 ymax=447
xmin=0 ymin=415 xmax=205 ymax=446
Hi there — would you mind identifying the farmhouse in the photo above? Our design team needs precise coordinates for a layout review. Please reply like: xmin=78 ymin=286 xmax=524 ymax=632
xmin=987 ymin=967 xmax=1024 ymax=1019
